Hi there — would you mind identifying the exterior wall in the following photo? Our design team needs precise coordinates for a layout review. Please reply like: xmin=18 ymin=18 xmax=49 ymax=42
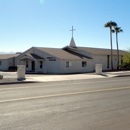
xmin=0 ymin=58 xmax=14 ymax=71
xmin=8 ymin=58 xmax=14 ymax=67
xmin=93 ymin=55 xmax=121 ymax=71
xmin=34 ymin=48 xmax=61 ymax=73
xmin=22 ymin=60 xmax=32 ymax=71
xmin=93 ymin=55 xmax=109 ymax=71
xmin=60 ymin=60 xmax=93 ymax=73
xmin=44 ymin=60 xmax=61 ymax=73
xmin=0 ymin=60 xmax=8 ymax=70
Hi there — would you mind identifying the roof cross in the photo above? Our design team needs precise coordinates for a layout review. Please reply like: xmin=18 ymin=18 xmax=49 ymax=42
xmin=70 ymin=26 xmax=76 ymax=37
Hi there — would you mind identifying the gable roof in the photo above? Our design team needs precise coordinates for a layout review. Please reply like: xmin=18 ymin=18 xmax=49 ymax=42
xmin=0 ymin=54 xmax=20 ymax=60
xmin=36 ymin=47 xmax=91 ymax=60
xmin=77 ymin=47 xmax=124 ymax=55
xmin=28 ymin=53 xmax=44 ymax=59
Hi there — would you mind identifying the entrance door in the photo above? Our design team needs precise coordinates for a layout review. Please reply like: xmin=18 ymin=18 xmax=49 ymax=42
xmin=32 ymin=61 xmax=35 ymax=71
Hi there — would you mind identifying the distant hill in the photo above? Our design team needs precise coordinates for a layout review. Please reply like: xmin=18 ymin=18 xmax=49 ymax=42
xmin=0 ymin=52 xmax=15 ymax=54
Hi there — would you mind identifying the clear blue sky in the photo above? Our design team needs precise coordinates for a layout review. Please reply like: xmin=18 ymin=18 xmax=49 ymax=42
xmin=0 ymin=0 xmax=129 ymax=52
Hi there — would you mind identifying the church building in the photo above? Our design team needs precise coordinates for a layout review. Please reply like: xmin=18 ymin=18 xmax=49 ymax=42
xmin=14 ymin=37 xmax=123 ymax=74
xmin=0 ymin=27 xmax=124 ymax=73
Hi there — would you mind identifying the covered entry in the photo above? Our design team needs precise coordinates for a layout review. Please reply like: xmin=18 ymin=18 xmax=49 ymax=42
xmin=18 ymin=53 xmax=44 ymax=73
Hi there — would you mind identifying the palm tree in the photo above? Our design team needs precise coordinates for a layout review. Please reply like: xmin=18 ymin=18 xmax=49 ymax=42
xmin=104 ymin=21 xmax=117 ymax=70
xmin=112 ymin=26 xmax=123 ymax=69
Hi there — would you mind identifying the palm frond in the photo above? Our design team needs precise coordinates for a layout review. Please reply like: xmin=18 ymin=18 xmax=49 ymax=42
xmin=104 ymin=21 xmax=117 ymax=28
xmin=111 ymin=30 xmax=115 ymax=33
xmin=114 ymin=26 xmax=123 ymax=33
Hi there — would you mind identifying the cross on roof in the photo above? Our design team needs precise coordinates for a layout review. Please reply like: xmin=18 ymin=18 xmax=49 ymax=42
xmin=70 ymin=26 xmax=76 ymax=37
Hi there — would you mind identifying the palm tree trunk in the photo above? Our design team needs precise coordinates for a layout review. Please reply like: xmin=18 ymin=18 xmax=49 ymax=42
xmin=116 ymin=32 xmax=119 ymax=69
xmin=110 ymin=27 xmax=113 ymax=70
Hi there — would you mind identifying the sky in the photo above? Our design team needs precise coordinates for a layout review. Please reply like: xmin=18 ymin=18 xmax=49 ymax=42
xmin=0 ymin=0 xmax=130 ymax=53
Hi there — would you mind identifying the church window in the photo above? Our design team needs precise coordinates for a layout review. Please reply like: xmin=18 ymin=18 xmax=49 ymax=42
xmin=26 ymin=61 xmax=28 ymax=68
xmin=82 ymin=61 xmax=87 ymax=67
xmin=66 ymin=61 xmax=72 ymax=67
xmin=40 ymin=61 xmax=43 ymax=68
xmin=66 ymin=62 xmax=69 ymax=67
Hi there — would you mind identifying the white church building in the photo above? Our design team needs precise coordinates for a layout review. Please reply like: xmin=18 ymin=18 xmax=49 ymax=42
xmin=0 ymin=35 xmax=124 ymax=74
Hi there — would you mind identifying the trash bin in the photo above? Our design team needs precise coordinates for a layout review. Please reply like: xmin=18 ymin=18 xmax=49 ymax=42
xmin=17 ymin=65 xmax=25 ymax=79
xmin=43 ymin=66 xmax=47 ymax=73
xmin=95 ymin=64 xmax=102 ymax=74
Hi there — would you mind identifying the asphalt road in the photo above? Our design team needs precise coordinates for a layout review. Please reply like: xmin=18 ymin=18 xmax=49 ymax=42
xmin=0 ymin=77 xmax=130 ymax=130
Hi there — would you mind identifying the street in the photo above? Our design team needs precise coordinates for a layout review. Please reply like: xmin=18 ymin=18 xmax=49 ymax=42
xmin=0 ymin=77 xmax=130 ymax=130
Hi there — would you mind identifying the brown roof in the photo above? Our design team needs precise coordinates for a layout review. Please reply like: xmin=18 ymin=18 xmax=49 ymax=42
xmin=36 ymin=46 xmax=125 ymax=60
xmin=0 ymin=54 xmax=20 ymax=60
xmin=77 ymin=47 xmax=124 ymax=55
xmin=37 ymin=47 xmax=90 ymax=60
xmin=27 ymin=53 xmax=44 ymax=59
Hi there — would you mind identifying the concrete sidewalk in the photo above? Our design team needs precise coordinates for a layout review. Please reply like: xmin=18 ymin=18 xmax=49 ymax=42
xmin=26 ymin=71 xmax=130 ymax=82
xmin=0 ymin=71 xmax=130 ymax=84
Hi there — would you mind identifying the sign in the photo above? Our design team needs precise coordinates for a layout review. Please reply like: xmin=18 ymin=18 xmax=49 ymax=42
xmin=47 ymin=57 xmax=56 ymax=61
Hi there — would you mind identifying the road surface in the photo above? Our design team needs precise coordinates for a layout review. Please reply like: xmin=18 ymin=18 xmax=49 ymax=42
xmin=0 ymin=77 xmax=130 ymax=130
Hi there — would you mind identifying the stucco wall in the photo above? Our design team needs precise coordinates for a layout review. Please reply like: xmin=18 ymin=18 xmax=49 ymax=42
xmin=60 ymin=60 xmax=93 ymax=73
xmin=0 ymin=60 xmax=8 ymax=70
xmin=0 ymin=58 xmax=14 ymax=71
xmin=93 ymin=55 xmax=121 ymax=71
xmin=34 ymin=48 xmax=61 ymax=73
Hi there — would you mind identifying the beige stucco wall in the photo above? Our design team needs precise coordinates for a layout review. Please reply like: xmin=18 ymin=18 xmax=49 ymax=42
xmin=0 ymin=58 xmax=14 ymax=71
xmin=34 ymin=48 xmax=61 ymax=73
xmin=19 ymin=60 xmax=32 ymax=71
xmin=93 ymin=55 xmax=121 ymax=71
xmin=0 ymin=60 xmax=8 ymax=70
xmin=60 ymin=60 xmax=93 ymax=73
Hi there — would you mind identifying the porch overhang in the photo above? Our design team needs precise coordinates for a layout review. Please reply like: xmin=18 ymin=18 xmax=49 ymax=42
xmin=19 ymin=53 xmax=45 ymax=61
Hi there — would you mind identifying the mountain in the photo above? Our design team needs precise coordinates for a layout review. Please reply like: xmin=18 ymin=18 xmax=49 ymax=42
xmin=0 ymin=52 xmax=15 ymax=54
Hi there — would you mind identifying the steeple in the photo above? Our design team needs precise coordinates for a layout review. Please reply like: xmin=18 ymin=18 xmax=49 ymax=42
xmin=69 ymin=37 xmax=76 ymax=47
xmin=69 ymin=26 xmax=76 ymax=48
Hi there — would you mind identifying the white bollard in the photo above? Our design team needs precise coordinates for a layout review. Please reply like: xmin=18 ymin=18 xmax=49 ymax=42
xmin=95 ymin=64 xmax=102 ymax=74
xmin=17 ymin=65 xmax=25 ymax=80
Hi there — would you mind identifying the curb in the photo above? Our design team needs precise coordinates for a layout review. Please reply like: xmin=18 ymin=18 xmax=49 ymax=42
xmin=114 ymin=75 xmax=130 ymax=77
xmin=0 ymin=81 xmax=39 ymax=85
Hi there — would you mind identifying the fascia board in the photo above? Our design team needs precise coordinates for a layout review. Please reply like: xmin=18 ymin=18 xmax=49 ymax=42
xmin=15 ymin=47 xmax=34 ymax=60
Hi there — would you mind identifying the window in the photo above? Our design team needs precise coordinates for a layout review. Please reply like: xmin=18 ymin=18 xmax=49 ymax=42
xmin=26 ymin=61 xmax=28 ymax=68
xmin=40 ymin=61 xmax=43 ymax=68
xmin=0 ymin=61 xmax=1 ymax=66
xmin=66 ymin=62 xmax=69 ymax=67
xmin=107 ymin=55 xmax=109 ymax=68
xmin=82 ymin=61 xmax=87 ymax=67
xmin=66 ymin=61 xmax=72 ymax=67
